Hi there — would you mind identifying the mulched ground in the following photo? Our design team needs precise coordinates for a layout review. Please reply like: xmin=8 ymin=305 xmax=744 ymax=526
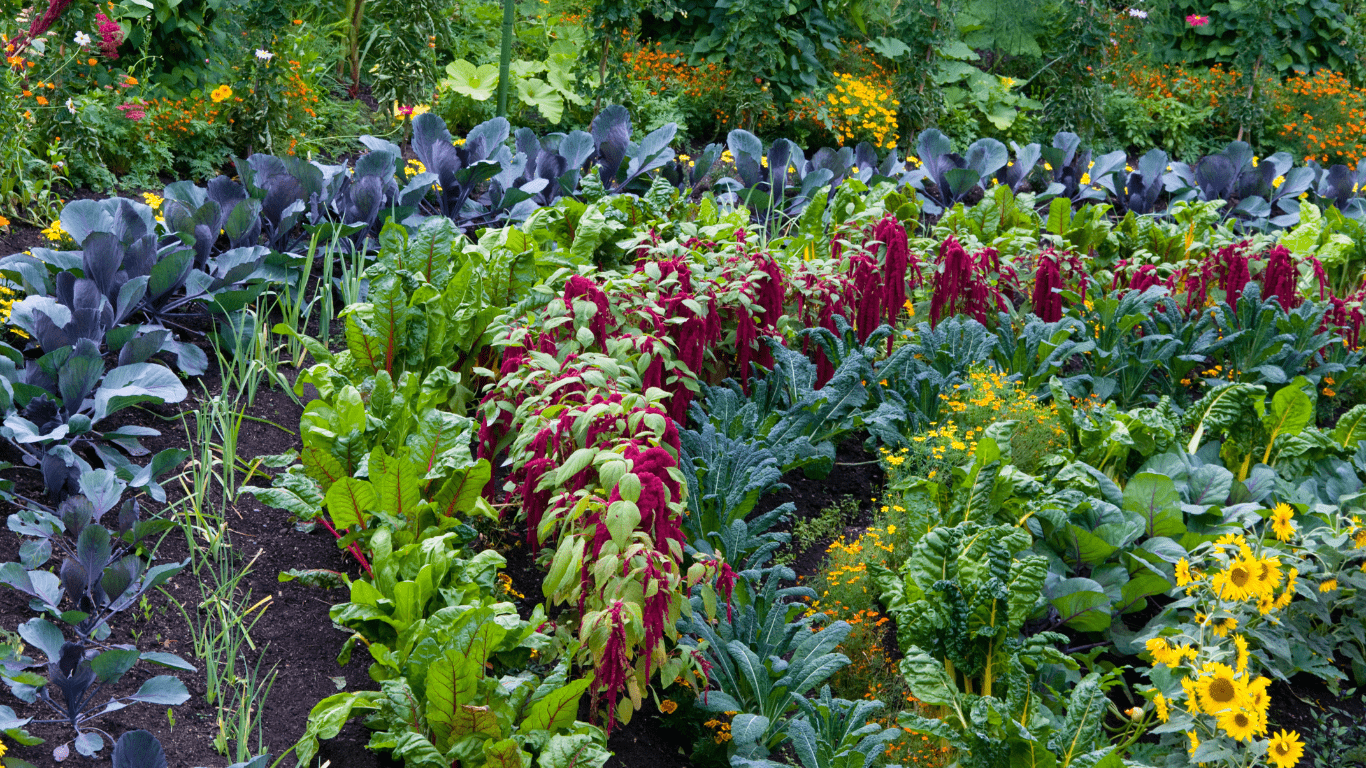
xmin=0 ymin=345 xmax=393 ymax=766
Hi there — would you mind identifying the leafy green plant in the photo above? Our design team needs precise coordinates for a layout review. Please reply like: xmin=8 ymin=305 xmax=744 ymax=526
xmin=679 ymin=565 xmax=853 ymax=759
xmin=3 ymin=469 xmax=187 ymax=642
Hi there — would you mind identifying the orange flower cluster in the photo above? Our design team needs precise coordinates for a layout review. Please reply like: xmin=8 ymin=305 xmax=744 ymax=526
xmin=1271 ymin=68 xmax=1366 ymax=166
xmin=622 ymin=43 xmax=731 ymax=103
xmin=1106 ymin=60 xmax=1247 ymax=112
xmin=144 ymin=95 xmax=229 ymax=139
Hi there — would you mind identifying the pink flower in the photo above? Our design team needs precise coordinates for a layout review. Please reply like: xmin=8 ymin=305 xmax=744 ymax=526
xmin=1186 ymin=13 xmax=1210 ymax=26
xmin=95 ymin=12 xmax=123 ymax=59
xmin=116 ymin=102 xmax=144 ymax=121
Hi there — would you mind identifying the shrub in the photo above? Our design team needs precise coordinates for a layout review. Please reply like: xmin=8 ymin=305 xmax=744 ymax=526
xmin=1269 ymin=68 xmax=1366 ymax=166
xmin=886 ymin=367 xmax=1069 ymax=479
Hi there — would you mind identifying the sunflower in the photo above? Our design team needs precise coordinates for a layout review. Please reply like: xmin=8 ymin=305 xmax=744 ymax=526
xmin=1152 ymin=692 xmax=1169 ymax=722
xmin=1215 ymin=533 xmax=1246 ymax=551
xmin=1176 ymin=558 xmax=1194 ymax=586
xmin=1181 ymin=676 xmax=1201 ymax=715
xmin=1211 ymin=558 xmax=1258 ymax=601
xmin=1195 ymin=663 xmax=1245 ymax=714
xmin=1271 ymin=503 xmax=1295 ymax=541
xmin=1232 ymin=634 xmax=1249 ymax=674
xmin=1320 ymin=578 xmax=1339 ymax=592
xmin=1254 ymin=555 xmax=1284 ymax=594
xmin=1267 ymin=729 xmax=1305 ymax=768
xmin=1186 ymin=729 xmax=1200 ymax=758
xmin=1211 ymin=616 xmax=1239 ymax=637
xmin=1217 ymin=708 xmax=1265 ymax=742
xmin=1245 ymin=676 xmax=1271 ymax=715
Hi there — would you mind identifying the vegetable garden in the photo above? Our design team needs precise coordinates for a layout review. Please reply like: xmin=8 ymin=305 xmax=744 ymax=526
xmin=5 ymin=1 xmax=1366 ymax=767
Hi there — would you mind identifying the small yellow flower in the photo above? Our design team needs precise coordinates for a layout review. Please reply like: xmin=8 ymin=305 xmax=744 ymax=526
xmin=1268 ymin=730 xmax=1305 ymax=768
xmin=211 ymin=84 xmax=233 ymax=103
xmin=1270 ymin=503 xmax=1295 ymax=542
xmin=1320 ymin=579 xmax=1339 ymax=593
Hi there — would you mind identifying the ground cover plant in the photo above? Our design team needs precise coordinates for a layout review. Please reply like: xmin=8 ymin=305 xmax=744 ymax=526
xmin=8 ymin=14 xmax=1366 ymax=763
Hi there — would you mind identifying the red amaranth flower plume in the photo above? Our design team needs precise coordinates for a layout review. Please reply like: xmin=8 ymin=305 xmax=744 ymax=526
xmin=716 ymin=561 xmax=737 ymax=622
xmin=1218 ymin=243 xmax=1251 ymax=306
xmin=1032 ymin=250 xmax=1064 ymax=322
xmin=591 ymin=602 xmax=632 ymax=735
xmin=1327 ymin=289 xmax=1365 ymax=348
xmin=564 ymin=275 xmax=610 ymax=349
xmin=929 ymin=236 xmax=1004 ymax=326
xmin=1261 ymin=245 xmax=1299 ymax=308
xmin=849 ymin=250 xmax=883 ymax=343
xmin=5 ymin=0 xmax=75 ymax=58
xmin=640 ymin=552 xmax=674 ymax=678
xmin=870 ymin=216 xmax=918 ymax=332
xmin=1131 ymin=265 xmax=1161 ymax=293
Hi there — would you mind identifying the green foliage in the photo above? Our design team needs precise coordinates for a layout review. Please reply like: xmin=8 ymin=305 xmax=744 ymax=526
xmin=298 ymin=536 xmax=609 ymax=768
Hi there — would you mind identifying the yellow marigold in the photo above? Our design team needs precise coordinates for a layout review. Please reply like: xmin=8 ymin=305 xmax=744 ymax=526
xmin=211 ymin=84 xmax=233 ymax=103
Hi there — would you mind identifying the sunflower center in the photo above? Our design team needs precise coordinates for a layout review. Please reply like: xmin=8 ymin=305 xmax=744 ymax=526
xmin=1209 ymin=677 xmax=1237 ymax=703
xmin=1233 ymin=712 xmax=1250 ymax=727
xmin=1273 ymin=743 xmax=1289 ymax=756
xmin=1230 ymin=565 xmax=1252 ymax=587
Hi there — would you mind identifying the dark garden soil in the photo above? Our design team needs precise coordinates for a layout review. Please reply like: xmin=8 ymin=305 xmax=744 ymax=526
xmin=0 ymin=319 xmax=397 ymax=766
xmin=760 ymin=439 xmax=885 ymax=583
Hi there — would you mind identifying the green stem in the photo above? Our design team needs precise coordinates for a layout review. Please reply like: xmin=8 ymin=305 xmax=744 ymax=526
xmin=496 ymin=0 xmax=515 ymax=117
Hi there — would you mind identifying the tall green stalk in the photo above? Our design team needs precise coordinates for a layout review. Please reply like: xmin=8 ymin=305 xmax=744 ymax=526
xmin=496 ymin=0 xmax=515 ymax=116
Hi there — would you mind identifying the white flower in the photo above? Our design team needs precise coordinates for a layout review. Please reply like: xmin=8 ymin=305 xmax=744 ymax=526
xmin=254 ymin=49 xmax=274 ymax=61
xmin=1128 ymin=8 xmax=1148 ymax=17
xmin=74 ymin=31 xmax=91 ymax=47
xmin=65 ymin=98 xmax=75 ymax=114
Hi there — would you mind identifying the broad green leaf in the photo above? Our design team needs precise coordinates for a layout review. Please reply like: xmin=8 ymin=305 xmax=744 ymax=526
xmin=1123 ymin=472 xmax=1184 ymax=538
xmin=515 ymin=78 xmax=564 ymax=124
xmin=369 ymin=448 xmax=422 ymax=519
xmin=518 ymin=678 xmax=591 ymax=735
xmin=325 ymin=477 xmax=376 ymax=530
xmin=1049 ymin=578 xmax=1112 ymax=633
xmin=443 ymin=60 xmax=499 ymax=101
